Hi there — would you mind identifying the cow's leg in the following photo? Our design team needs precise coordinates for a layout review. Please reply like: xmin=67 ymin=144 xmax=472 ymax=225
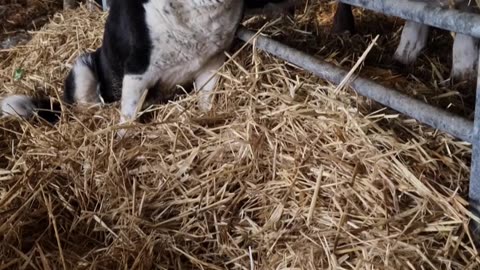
xmin=332 ymin=2 xmax=355 ymax=34
xmin=194 ymin=54 xmax=225 ymax=112
xmin=63 ymin=53 xmax=101 ymax=105
xmin=393 ymin=21 xmax=430 ymax=65
xmin=117 ymin=72 xmax=152 ymax=138
xmin=451 ymin=33 xmax=478 ymax=84
xmin=451 ymin=0 xmax=479 ymax=84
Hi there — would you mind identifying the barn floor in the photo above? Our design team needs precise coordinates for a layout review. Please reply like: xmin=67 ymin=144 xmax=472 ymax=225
xmin=0 ymin=1 xmax=478 ymax=269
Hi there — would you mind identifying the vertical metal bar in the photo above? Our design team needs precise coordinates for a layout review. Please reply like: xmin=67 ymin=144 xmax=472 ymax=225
xmin=469 ymin=50 xmax=480 ymax=240
xmin=338 ymin=0 xmax=480 ymax=39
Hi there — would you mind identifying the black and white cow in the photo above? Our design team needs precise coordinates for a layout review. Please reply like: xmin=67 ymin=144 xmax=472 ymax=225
xmin=1 ymin=0 xmax=295 ymax=137
xmin=332 ymin=1 xmax=479 ymax=83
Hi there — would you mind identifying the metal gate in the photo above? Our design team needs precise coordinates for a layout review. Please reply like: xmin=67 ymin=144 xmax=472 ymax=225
xmin=96 ymin=0 xmax=480 ymax=238
xmin=236 ymin=0 xmax=480 ymax=238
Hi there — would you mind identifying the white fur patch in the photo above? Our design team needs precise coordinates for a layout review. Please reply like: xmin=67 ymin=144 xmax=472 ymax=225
xmin=1 ymin=95 xmax=35 ymax=118
xmin=73 ymin=55 xmax=100 ymax=104
xmin=394 ymin=21 xmax=430 ymax=65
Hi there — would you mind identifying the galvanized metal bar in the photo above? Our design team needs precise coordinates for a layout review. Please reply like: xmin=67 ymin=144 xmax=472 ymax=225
xmin=469 ymin=50 xmax=480 ymax=238
xmin=338 ymin=0 xmax=480 ymax=39
xmin=236 ymin=27 xmax=474 ymax=142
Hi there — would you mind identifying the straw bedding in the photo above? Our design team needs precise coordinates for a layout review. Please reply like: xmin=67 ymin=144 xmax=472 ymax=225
xmin=0 ymin=2 xmax=479 ymax=269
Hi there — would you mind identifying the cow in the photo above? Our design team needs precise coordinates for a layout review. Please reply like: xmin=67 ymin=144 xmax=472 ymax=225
xmin=1 ymin=0 xmax=296 ymax=137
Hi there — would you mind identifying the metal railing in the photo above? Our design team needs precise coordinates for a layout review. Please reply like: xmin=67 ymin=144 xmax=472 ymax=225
xmin=335 ymin=0 xmax=480 ymax=238
xmin=95 ymin=0 xmax=480 ymax=237
xmin=237 ymin=0 xmax=480 ymax=238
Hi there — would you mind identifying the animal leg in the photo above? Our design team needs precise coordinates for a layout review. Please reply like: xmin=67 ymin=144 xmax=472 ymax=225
xmin=451 ymin=33 xmax=479 ymax=84
xmin=332 ymin=2 xmax=355 ymax=34
xmin=195 ymin=54 xmax=225 ymax=112
xmin=451 ymin=0 xmax=479 ymax=84
xmin=1 ymin=52 xmax=100 ymax=121
xmin=394 ymin=21 xmax=430 ymax=65
xmin=118 ymin=74 xmax=151 ymax=138
xmin=64 ymin=53 xmax=101 ymax=105
xmin=117 ymin=46 xmax=153 ymax=137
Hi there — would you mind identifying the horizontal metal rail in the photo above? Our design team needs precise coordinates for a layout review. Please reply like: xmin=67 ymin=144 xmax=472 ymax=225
xmin=236 ymin=27 xmax=474 ymax=143
xmin=339 ymin=0 xmax=480 ymax=39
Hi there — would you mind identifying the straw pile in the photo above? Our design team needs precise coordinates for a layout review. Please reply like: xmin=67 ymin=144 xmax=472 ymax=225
xmin=0 ymin=2 xmax=479 ymax=269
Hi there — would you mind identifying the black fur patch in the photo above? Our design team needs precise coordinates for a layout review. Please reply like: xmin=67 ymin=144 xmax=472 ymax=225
xmin=32 ymin=98 xmax=62 ymax=124
xmin=63 ymin=66 xmax=77 ymax=104
xmin=332 ymin=3 xmax=355 ymax=34
xmin=82 ymin=0 xmax=153 ymax=103
xmin=102 ymin=0 xmax=152 ymax=76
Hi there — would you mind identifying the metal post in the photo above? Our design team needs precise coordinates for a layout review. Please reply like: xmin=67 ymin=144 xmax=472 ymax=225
xmin=338 ymin=0 xmax=480 ymax=39
xmin=469 ymin=50 xmax=480 ymax=241
xmin=236 ymin=27 xmax=474 ymax=143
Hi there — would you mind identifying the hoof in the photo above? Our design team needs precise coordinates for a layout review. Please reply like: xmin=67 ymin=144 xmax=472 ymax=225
xmin=198 ymin=92 xmax=214 ymax=113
